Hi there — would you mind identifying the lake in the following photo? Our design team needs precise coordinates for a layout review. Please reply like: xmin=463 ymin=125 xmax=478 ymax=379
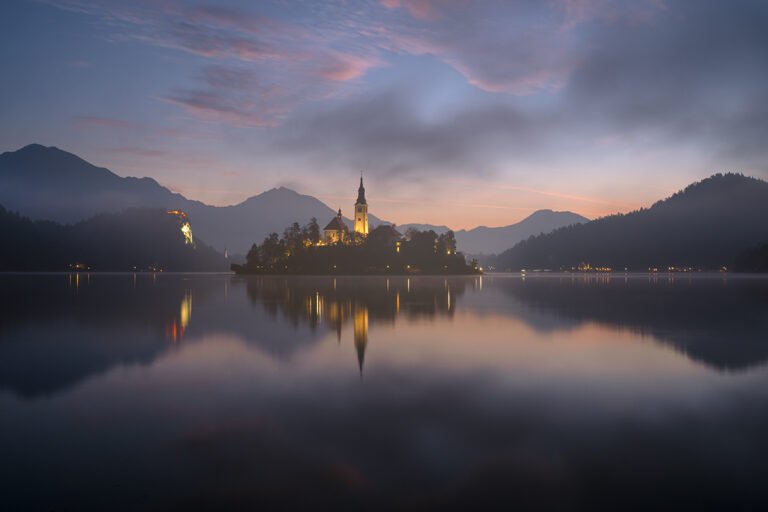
xmin=1 ymin=273 xmax=768 ymax=510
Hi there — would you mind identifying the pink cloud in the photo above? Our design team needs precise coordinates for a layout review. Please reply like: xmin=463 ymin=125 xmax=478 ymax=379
xmin=161 ymin=92 xmax=277 ymax=128
xmin=380 ymin=0 xmax=436 ymax=20
xmin=73 ymin=115 xmax=138 ymax=129
xmin=316 ymin=52 xmax=381 ymax=82
xmin=109 ymin=146 xmax=168 ymax=157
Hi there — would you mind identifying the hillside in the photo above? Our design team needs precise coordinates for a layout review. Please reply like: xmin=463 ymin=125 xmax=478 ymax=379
xmin=0 ymin=205 xmax=228 ymax=271
xmin=0 ymin=145 xmax=383 ymax=254
xmin=492 ymin=174 xmax=768 ymax=271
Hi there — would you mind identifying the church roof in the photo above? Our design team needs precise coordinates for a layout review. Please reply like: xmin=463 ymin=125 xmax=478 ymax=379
xmin=324 ymin=215 xmax=348 ymax=231
xmin=356 ymin=176 xmax=367 ymax=205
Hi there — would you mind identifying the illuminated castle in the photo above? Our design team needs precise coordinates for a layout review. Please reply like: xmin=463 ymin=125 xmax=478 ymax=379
xmin=323 ymin=175 xmax=369 ymax=244
xmin=167 ymin=210 xmax=194 ymax=245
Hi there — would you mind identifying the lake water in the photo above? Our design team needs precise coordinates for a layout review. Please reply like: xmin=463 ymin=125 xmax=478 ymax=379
xmin=1 ymin=273 xmax=768 ymax=510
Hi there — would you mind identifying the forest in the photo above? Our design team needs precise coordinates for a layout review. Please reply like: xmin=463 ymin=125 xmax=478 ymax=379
xmin=489 ymin=174 xmax=768 ymax=272
xmin=0 ymin=205 xmax=228 ymax=271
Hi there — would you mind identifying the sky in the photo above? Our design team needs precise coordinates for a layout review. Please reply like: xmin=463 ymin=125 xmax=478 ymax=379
xmin=1 ymin=0 xmax=767 ymax=229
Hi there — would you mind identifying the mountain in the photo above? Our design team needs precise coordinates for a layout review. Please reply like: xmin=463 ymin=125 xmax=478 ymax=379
xmin=400 ymin=210 xmax=589 ymax=255
xmin=0 ymin=144 xmax=193 ymax=223
xmin=492 ymin=173 xmax=768 ymax=271
xmin=0 ymin=205 xmax=228 ymax=271
xmin=0 ymin=144 xmax=383 ymax=254
xmin=1 ymin=144 xmax=585 ymax=256
xmin=457 ymin=210 xmax=588 ymax=255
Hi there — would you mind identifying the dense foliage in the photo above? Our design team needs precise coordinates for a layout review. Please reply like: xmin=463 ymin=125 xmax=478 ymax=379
xmin=233 ymin=219 xmax=478 ymax=274
xmin=490 ymin=174 xmax=768 ymax=272
xmin=0 ymin=205 xmax=228 ymax=271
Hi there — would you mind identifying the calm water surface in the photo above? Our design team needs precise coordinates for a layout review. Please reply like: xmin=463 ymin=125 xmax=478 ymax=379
xmin=1 ymin=273 xmax=768 ymax=510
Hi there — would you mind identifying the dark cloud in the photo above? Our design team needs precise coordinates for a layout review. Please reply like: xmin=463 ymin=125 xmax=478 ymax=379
xmin=564 ymin=0 xmax=768 ymax=170
xmin=274 ymin=0 xmax=768 ymax=178
xmin=41 ymin=0 xmax=768 ymax=183
xmin=275 ymin=91 xmax=553 ymax=179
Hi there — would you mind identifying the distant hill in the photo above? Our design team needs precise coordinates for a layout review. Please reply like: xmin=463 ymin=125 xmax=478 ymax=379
xmin=0 ymin=144 xmax=383 ymax=254
xmin=400 ymin=210 xmax=589 ymax=255
xmin=0 ymin=205 xmax=228 ymax=271
xmin=458 ymin=210 xmax=588 ymax=255
xmin=398 ymin=223 xmax=452 ymax=235
xmin=492 ymin=173 xmax=768 ymax=271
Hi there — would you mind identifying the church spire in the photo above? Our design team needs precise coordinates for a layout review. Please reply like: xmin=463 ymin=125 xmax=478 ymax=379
xmin=356 ymin=174 xmax=367 ymax=205
xmin=353 ymin=172 xmax=369 ymax=236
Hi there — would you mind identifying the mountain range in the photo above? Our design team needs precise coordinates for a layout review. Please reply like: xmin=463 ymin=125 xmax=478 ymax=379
xmin=0 ymin=144 xmax=585 ymax=255
xmin=491 ymin=173 xmax=768 ymax=271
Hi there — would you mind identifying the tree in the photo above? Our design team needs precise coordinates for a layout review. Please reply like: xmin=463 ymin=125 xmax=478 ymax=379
xmin=283 ymin=222 xmax=303 ymax=255
xmin=437 ymin=230 xmax=457 ymax=255
xmin=304 ymin=218 xmax=320 ymax=245
xmin=260 ymin=233 xmax=284 ymax=268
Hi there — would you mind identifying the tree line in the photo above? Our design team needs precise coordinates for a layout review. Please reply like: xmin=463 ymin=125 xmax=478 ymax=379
xmin=232 ymin=219 xmax=479 ymax=275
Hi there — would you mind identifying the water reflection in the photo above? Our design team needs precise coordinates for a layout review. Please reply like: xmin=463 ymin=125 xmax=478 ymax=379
xmin=243 ymin=277 xmax=465 ymax=375
xmin=495 ymin=274 xmax=768 ymax=370
xmin=166 ymin=289 xmax=193 ymax=343
xmin=1 ymin=274 xmax=768 ymax=510
xmin=0 ymin=273 xmax=200 ymax=396
xmin=1 ymin=273 xmax=768 ymax=398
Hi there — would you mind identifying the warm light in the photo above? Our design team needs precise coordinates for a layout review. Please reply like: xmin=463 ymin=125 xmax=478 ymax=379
xmin=180 ymin=291 xmax=192 ymax=330
xmin=168 ymin=210 xmax=194 ymax=245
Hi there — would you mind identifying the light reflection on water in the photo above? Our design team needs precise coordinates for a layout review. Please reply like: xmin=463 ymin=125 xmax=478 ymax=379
xmin=1 ymin=273 xmax=768 ymax=510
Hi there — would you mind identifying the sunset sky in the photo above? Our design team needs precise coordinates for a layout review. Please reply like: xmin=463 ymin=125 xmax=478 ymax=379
xmin=1 ymin=0 xmax=766 ymax=228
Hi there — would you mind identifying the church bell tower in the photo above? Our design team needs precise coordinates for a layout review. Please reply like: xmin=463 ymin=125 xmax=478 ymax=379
xmin=354 ymin=175 xmax=368 ymax=236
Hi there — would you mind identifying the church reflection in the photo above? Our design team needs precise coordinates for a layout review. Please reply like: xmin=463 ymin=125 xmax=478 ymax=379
xmin=353 ymin=304 xmax=368 ymax=375
xmin=245 ymin=277 xmax=468 ymax=375
xmin=4 ymin=272 xmax=767 ymax=400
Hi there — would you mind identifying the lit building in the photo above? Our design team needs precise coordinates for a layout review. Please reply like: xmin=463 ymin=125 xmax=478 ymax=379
xmin=167 ymin=210 xmax=194 ymax=245
xmin=323 ymin=209 xmax=349 ymax=244
xmin=354 ymin=176 xmax=368 ymax=236
xmin=322 ymin=175 xmax=370 ymax=244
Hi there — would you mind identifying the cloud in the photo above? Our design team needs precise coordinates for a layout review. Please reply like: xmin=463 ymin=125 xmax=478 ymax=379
xmin=47 ymin=0 xmax=768 ymax=182
xmin=316 ymin=52 xmax=380 ymax=82
xmin=109 ymin=147 xmax=168 ymax=158
xmin=73 ymin=115 xmax=139 ymax=129
xmin=274 ymin=90 xmax=552 ymax=180
xmin=46 ymin=0 xmax=382 ymax=125
xmin=380 ymin=0 xmax=436 ymax=20
xmin=562 ymin=0 xmax=768 ymax=171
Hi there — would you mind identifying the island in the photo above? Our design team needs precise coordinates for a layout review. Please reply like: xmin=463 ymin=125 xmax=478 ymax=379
xmin=232 ymin=177 xmax=479 ymax=275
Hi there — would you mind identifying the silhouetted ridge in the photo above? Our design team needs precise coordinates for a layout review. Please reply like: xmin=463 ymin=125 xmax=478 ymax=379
xmin=401 ymin=209 xmax=589 ymax=255
xmin=493 ymin=173 xmax=768 ymax=271
xmin=0 ymin=144 xmax=387 ymax=253
xmin=0 ymin=204 xmax=227 ymax=271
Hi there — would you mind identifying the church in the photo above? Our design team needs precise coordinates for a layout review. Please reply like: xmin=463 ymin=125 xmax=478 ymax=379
xmin=323 ymin=176 xmax=369 ymax=244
